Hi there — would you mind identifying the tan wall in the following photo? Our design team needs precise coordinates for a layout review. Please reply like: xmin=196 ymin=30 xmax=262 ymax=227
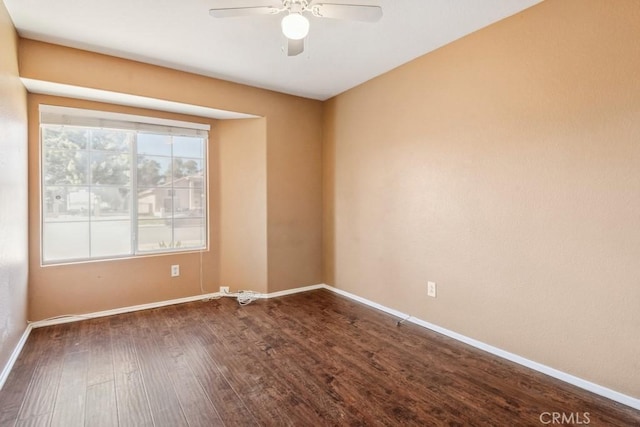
xmin=216 ymin=118 xmax=268 ymax=293
xmin=20 ymin=41 xmax=323 ymax=320
xmin=324 ymin=0 xmax=640 ymax=398
xmin=0 ymin=0 xmax=28 ymax=380
xmin=27 ymin=94 xmax=223 ymax=320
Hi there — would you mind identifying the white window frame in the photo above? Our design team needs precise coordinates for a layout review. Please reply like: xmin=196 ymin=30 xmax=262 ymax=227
xmin=39 ymin=105 xmax=210 ymax=265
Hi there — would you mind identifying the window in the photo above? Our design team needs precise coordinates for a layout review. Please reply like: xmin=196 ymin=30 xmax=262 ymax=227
xmin=40 ymin=106 xmax=208 ymax=264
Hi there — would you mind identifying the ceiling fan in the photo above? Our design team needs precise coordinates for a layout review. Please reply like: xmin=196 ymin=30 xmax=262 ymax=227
xmin=209 ymin=0 xmax=383 ymax=56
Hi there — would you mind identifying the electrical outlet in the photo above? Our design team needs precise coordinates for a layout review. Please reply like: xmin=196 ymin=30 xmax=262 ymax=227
xmin=171 ymin=265 xmax=180 ymax=277
xmin=427 ymin=281 xmax=437 ymax=298
xmin=220 ymin=286 xmax=230 ymax=294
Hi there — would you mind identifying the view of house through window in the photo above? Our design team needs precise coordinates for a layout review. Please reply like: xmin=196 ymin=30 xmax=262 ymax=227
xmin=40 ymin=106 xmax=208 ymax=264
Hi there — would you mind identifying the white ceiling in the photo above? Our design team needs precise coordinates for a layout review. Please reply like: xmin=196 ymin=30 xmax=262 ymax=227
xmin=5 ymin=0 xmax=541 ymax=101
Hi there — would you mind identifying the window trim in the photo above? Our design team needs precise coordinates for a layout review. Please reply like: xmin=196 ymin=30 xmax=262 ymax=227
xmin=39 ymin=105 xmax=210 ymax=266
xmin=40 ymin=105 xmax=210 ymax=135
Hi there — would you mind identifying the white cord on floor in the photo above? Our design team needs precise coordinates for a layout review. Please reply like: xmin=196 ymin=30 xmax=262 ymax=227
xmin=218 ymin=288 xmax=261 ymax=306
xmin=236 ymin=290 xmax=260 ymax=305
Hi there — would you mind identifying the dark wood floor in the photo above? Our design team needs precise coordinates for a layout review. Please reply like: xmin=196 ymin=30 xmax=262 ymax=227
xmin=1 ymin=290 xmax=638 ymax=426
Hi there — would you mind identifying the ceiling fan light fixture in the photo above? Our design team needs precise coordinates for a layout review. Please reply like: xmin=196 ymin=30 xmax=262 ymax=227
xmin=281 ymin=13 xmax=309 ymax=40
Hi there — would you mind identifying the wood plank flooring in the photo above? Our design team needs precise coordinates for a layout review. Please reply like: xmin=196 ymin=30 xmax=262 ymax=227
xmin=1 ymin=289 xmax=638 ymax=426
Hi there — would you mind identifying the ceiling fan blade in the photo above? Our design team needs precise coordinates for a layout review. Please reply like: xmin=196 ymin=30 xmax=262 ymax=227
xmin=209 ymin=6 xmax=280 ymax=18
xmin=310 ymin=3 xmax=382 ymax=22
xmin=287 ymin=38 xmax=304 ymax=56
xmin=308 ymin=0 xmax=381 ymax=5
xmin=210 ymin=0 xmax=282 ymax=7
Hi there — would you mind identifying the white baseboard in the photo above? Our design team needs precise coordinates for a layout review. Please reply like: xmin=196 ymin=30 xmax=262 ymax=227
xmin=320 ymin=284 xmax=640 ymax=411
xmin=261 ymin=284 xmax=325 ymax=299
xmin=27 ymin=284 xmax=328 ymax=329
xmin=29 ymin=292 xmax=219 ymax=328
xmin=15 ymin=283 xmax=640 ymax=410
xmin=0 ymin=325 xmax=32 ymax=390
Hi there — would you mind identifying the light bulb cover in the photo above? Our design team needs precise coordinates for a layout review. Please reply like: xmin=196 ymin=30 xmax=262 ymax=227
xmin=281 ymin=13 xmax=309 ymax=40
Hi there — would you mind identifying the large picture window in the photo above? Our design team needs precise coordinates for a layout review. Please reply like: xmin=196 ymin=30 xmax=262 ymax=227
xmin=40 ymin=106 xmax=208 ymax=264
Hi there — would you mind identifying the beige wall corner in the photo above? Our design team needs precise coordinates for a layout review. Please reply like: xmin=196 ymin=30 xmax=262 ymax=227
xmin=0 ymin=0 xmax=28 ymax=380
xmin=266 ymin=98 xmax=324 ymax=292
xmin=323 ymin=0 xmax=640 ymax=398
xmin=216 ymin=118 xmax=268 ymax=294
xmin=322 ymin=99 xmax=336 ymax=286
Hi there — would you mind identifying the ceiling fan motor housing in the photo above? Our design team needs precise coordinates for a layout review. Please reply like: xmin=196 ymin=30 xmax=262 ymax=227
xmin=284 ymin=0 xmax=309 ymax=14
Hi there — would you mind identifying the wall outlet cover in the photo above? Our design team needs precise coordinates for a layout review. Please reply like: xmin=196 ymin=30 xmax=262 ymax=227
xmin=171 ymin=265 xmax=180 ymax=277
xmin=427 ymin=281 xmax=437 ymax=298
